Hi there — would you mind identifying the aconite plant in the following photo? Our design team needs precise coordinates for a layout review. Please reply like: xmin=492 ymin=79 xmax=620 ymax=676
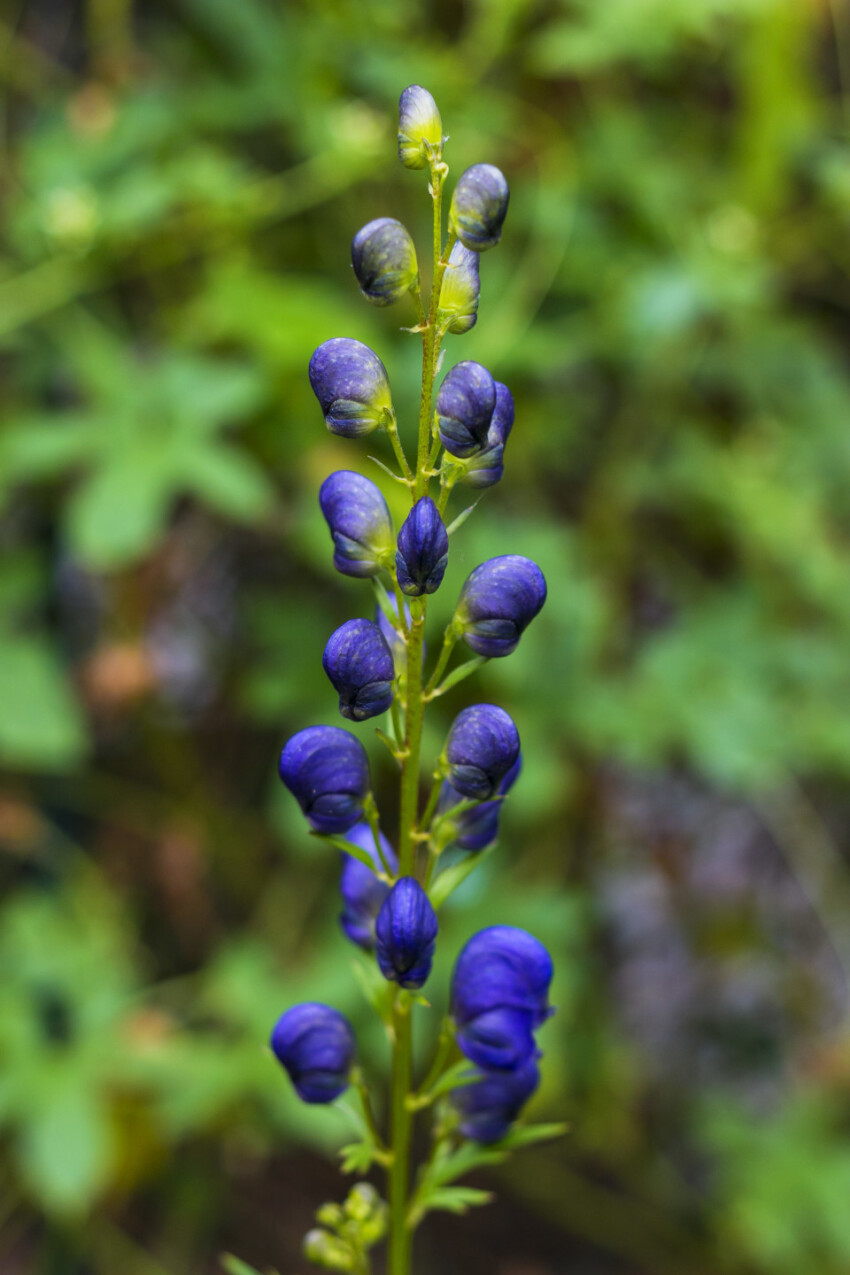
xmin=240 ymin=86 xmax=563 ymax=1275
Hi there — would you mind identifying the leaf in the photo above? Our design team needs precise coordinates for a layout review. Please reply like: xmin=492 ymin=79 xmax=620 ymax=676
xmin=425 ymin=1060 xmax=481 ymax=1103
xmin=445 ymin=500 xmax=482 ymax=537
xmin=312 ymin=832 xmax=383 ymax=875
xmin=221 ymin=1255 xmax=278 ymax=1275
xmin=349 ymin=957 xmax=394 ymax=1025
xmin=66 ymin=449 xmax=172 ymax=570
xmin=494 ymin=1122 xmax=570 ymax=1150
xmin=19 ymin=1083 xmax=114 ymax=1214
xmin=417 ymin=1185 xmax=493 ymax=1216
xmin=0 ymin=636 xmax=87 ymax=770
xmin=339 ymin=1140 xmax=379 ymax=1175
xmin=429 ymin=847 xmax=494 ymax=909
xmin=183 ymin=443 xmax=275 ymax=521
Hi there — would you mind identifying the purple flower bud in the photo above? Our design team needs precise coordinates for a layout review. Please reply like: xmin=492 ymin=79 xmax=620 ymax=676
xmin=339 ymin=822 xmax=398 ymax=950
xmin=452 ymin=1059 xmax=540 ymax=1143
xmin=455 ymin=1006 xmax=538 ymax=1071
xmin=438 ymin=241 xmax=480 ymax=335
xmin=319 ymin=471 xmax=394 ymax=578
xmin=375 ymin=877 xmax=438 ymax=989
xmin=438 ymin=753 xmax=522 ymax=851
xmin=452 ymin=925 xmax=554 ymax=1031
xmin=395 ymin=497 xmax=449 ymax=596
xmin=270 ymin=1003 xmax=356 ymax=1104
xmin=449 ymin=163 xmax=509 ymax=253
xmin=352 ymin=218 xmax=419 ymax=306
xmin=456 ymin=555 xmax=547 ymax=657
xmin=309 ymin=338 xmax=392 ymax=438
xmin=436 ymin=361 xmax=496 ymax=458
xmin=279 ymin=725 xmax=370 ymax=834
xmin=446 ymin=704 xmax=520 ymax=800
xmin=462 ymin=382 xmax=514 ymax=489
xmin=323 ymin=619 xmax=395 ymax=721
xmin=398 ymin=85 xmax=442 ymax=170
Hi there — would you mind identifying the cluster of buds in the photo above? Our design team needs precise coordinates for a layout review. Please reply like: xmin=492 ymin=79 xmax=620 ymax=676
xmin=265 ymin=85 xmax=557 ymax=1274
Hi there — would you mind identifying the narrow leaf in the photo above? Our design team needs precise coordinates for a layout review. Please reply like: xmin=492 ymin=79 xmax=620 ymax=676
xmin=493 ymin=1121 xmax=569 ymax=1150
xmin=419 ymin=1185 xmax=493 ymax=1216
xmin=311 ymin=832 xmax=383 ymax=875
xmin=446 ymin=499 xmax=482 ymax=537
xmin=430 ymin=846 xmax=494 ymax=909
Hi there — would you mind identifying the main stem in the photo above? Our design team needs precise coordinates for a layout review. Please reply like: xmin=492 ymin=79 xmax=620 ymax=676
xmin=388 ymin=994 xmax=413 ymax=1275
xmin=388 ymin=153 xmax=449 ymax=1275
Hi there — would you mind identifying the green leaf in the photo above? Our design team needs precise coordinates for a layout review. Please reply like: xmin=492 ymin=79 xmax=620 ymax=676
xmin=0 ymin=636 xmax=87 ymax=770
xmin=66 ymin=450 xmax=172 ymax=570
xmin=430 ymin=846 xmax=494 ymax=909
xmin=313 ymin=833 xmax=384 ymax=875
xmin=494 ymin=1122 xmax=569 ymax=1150
xmin=425 ymin=1060 xmax=481 ymax=1103
xmin=339 ymin=1140 xmax=379 ymax=1175
xmin=19 ymin=1083 xmax=114 ymax=1214
xmin=417 ymin=1185 xmax=493 ymax=1216
xmin=221 ymin=1255 xmax=278 ymax=1275
xmin=349 ymin=957 xmax=394 ymax=1025
xmin=182 ymin=443 xmax=275 ymax=522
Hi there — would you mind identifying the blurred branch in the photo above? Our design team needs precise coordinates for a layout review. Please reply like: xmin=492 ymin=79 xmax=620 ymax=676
xmin=755 ymin=779 xmax=850 ymax=981
xmin=0 ymin=16 xmax=75 ymax=95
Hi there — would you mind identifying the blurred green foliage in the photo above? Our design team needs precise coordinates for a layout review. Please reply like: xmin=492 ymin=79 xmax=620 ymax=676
xmin=3 ymin=0 xmax=850 ymax=1272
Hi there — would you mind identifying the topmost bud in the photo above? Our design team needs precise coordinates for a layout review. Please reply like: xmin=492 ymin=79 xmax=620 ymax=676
xmin=398 ymin=85 xmax=443 ymax=170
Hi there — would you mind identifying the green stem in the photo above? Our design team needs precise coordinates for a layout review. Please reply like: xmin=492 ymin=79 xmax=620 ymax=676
xmin=424 ymin=629 xmax=459 ymax=698
xmin=385 ymin=410 xmax=414 ymax=482
xmin=410 ymin=1019 xmax=455 ymax=1105
xmin=388 ymin=993 xmax=413 ymax=1275
xmin=414 ymin=165 xmax=451 ymax=499
xmin=417 ymin=764 xmax=446 ymax=835
xmin=398 ymin=599 xmax=426 ymax=877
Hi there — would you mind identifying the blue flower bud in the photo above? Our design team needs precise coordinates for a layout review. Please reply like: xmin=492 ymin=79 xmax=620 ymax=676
xmin=452 ymin=1059 xmax=540 ymax=1143
xmin=395 ymin=497 xmax=449 ymax=596
xmin=279 ymin=725 xmax=370 ymax=834
xmin=397 ymin=85 xmax=443 ymax=170
xmin=456 ymin=555 xmax=547 ymax=657
xmin=339 ymin=822 xmax=398 ymax=950
xmin=452 ymin=925 xmax=554 ymax=1030
xmin=445 ymin=704 xmax=520 ymax=800
xmin=462 ymin=382 xmax=514 ymax=489
xmin=323 ymin=619 xmax=395 ymax=721
xmin=438 ymin=753 xmax=522 ymax=851
xmin=449 ymin=163 xmax=509 ymax=253
xmin=436 ymin=360 xmax=496 ymax=459
xmin=455 ymin=1006 xmax=538 ymax=1071
xmin=438 ymin=242 xmax=480 ymax=335
xmin=309 ymin=338 xmax=392 ymax=438
xmin=375 ymin=877 xmax=438 ymax=989
xmin=319 ymin=471 xmax=394 ymax=578
xmin=271 ymin=1003 xmax=356 ymax=1104
xmin=451 ymin=925 xmax=553 ymax=1071
xmin=351 ymin=218 xmax=419 ymax=307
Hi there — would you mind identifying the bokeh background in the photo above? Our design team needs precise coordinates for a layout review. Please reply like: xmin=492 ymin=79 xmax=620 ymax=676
xmin=3 ymin=1 xmax=850 ymax=1271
